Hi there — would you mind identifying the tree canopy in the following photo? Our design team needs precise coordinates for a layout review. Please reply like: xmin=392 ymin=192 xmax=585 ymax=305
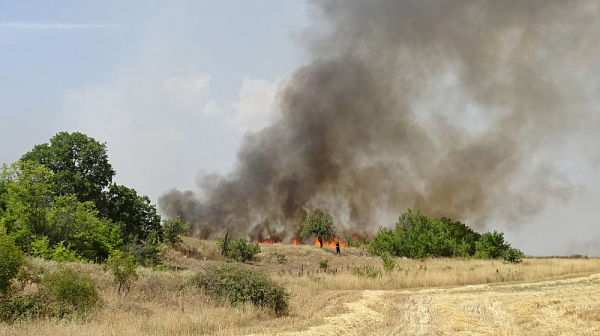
xmin=21 ymin=131 xmax=115 ymax=205
xmin=299 ymin=213 xmax=336 ymax=248
xmin=0 ymin=132 xmax=168 ymax=264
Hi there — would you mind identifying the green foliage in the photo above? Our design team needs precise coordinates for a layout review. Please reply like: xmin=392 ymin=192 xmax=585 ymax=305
xmin=439 ymin=216 xmax=480 ymax=256
xmin=368 ymin=209 xmax=511 ymax=260
xmin=271 ymin=252 xmax=286 ymax=264
xmin=380 ymin=252 xmax=396 ymax=271
xmin=503 ymin=247 xmax=523 ymax=263
xmin=162 ymin=216 xmax=190 ymax=246
xmin=475 ymin=231 xmax=509 ymax=259
xmin=217 ymin=235 xmax=261 ymax=263
xmin=39 ymin=266 xmax=101 ymax=316
xmin=100 ymin=183 xmax=162 ymax=244
xmin=0 ymin=295 xmax=49 ymax=322
xmin=1 ymin=161 xmax=55 ymax=251
xmin=125 ymin=230 xmax=164 ymax=267
xmin=352 ymin=265 xmax=380 ymax=278
xmin=192 ymin=264 xmax=289 ymax=316
xmin=300 ymin=213 xmax=336 ymax=248
xmin=105 ymin=250 xmax=138 ymax=293
xmin=319 ymin=259 xmax=329 ymax=270
xmin=21 ymin=131 xmax=115 ymax=205
xmin=228 ymin=238 xmax=260 ymax=263
xmin=0 ymin=230 xmax=25 ymax=297
xmin=369 ymin=209 xmax=452 ymax=259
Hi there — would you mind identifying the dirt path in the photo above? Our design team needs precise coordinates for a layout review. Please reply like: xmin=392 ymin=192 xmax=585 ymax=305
xmin=267 ymin=273 xmax=600 ymax=335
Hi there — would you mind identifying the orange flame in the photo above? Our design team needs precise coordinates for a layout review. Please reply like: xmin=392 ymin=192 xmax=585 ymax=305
xmin=352 ymin=234 xmax=359 ymax=239
xmin=292 ymin=237 xmax=300 ymax=245
xmin=257 ymin=238 xmax=281 ymax=244
xmin=314 ymin=236 xmax=347 ymax=248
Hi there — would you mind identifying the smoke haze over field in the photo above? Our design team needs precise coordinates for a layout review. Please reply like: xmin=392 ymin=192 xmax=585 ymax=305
xmin=159 ymin=0 xmax=600 ymax=241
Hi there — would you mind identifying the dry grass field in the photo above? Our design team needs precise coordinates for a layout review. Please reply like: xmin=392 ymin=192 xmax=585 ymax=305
xmin=2 ymin=239 xmax=600 ymax=335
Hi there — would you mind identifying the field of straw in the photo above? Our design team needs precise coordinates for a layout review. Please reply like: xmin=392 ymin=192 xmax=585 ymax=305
xmin=2 ymin=238 xmax=600 ymax=335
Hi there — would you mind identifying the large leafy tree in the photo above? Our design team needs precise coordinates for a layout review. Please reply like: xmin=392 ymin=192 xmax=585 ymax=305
xmin=100 ymin=183 xmax=161 ymax=243
xmin=299 ymin=213 xmax=336 ymax=248
xmin=21 ymin=131 xmax=115 ymax=205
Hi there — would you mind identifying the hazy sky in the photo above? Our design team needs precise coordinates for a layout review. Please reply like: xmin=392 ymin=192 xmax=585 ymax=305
xmin=2 ymin=1 xmax=600 ymax=256
xmin=1 ymin=1 xmax=308 ymax=202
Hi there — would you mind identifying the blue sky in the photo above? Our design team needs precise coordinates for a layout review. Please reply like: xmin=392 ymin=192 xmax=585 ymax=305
xmin=1 ymin=1 xmax=309 ymax=204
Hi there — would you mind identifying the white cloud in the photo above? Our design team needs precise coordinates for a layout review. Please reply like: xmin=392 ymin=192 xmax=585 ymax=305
xmin=163 ymin=72 xmax=211 ymax=113
xmin=230 ymin=77 xmax=282 ymax=133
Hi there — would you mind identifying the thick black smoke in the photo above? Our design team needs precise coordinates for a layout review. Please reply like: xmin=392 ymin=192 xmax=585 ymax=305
xmin=159 ymin=0 xmax=600 ymax=241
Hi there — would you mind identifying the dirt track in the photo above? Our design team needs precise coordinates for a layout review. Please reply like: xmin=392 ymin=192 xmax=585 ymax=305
xmin=275 ymin=273 xmax=600 ymax=336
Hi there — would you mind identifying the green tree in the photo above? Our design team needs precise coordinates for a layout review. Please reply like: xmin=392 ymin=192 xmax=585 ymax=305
xmin=475 ymin=231 xmax=509 ymax=259
xmin=299 ymin=213 xmax=336 ymax=248
xmin=100 ymin=183 xmax=161 ymax=243
xmin=162 ymin=216 xmax=190 ymax=246
xmin=21 ymin=132 xmax=115 ymax=205
xmin=0 ymin=161 xmax=55 ymax=250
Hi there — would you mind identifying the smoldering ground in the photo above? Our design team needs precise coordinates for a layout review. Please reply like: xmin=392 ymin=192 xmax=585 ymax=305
xmin=159 ymin=0 xmax=600 ymax=242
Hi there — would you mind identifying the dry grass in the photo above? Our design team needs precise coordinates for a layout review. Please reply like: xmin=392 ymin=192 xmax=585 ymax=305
xmin=2 ymin=240 xmax=600 ymax=335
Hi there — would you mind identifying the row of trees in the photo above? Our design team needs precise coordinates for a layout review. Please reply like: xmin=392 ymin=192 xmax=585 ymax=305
xmin=367 ymin=209 xmax=522 ymax=261
xmin=299 ymin=210 xmax=522 ymax=262
xmin=0 ymin=132 xmax=188 ymax=264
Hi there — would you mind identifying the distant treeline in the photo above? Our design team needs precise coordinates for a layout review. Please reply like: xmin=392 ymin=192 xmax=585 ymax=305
xmin=368 ymin=209 xmax=522 ymax=262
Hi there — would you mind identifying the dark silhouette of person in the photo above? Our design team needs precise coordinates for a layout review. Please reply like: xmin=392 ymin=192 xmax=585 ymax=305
xmin=336 ymin=241 xmax=340 ymax=255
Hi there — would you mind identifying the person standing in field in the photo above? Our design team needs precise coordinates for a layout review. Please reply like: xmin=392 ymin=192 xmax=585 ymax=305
xmin=336 ymin=241 xmax=340 ymax=255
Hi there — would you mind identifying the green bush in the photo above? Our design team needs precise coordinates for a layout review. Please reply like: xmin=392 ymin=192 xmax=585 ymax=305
xmin=0 ymin=296 xmax=48 ymax=322
xmin=352 ymin=265 xmax=380 ymax=278
xmin=192 ymin=264 xmax=289 ymax=316
xmin=125 ymin=230 xmax=164 ymax=267
xmin=39 ymin=266 xmax=101 ymax=316
xmin=0 ymin=230 xmax=25 ymax=297
xmin=380 ymin=252 xmax=396 ymax=271
xmin=217 ymin=236 xmax=260 ymax=263
xmin=503 ymin=247 xmax=523 ymax=263
xmin=271 ymin=252 xmax=286 ymax=264
xmin=105 ymin=250 xmax=138 ymax=293
xmin=162 ymin=216 xmax=190 ymax=246
xmin=319 ymin=259 xmax=329 ymax=270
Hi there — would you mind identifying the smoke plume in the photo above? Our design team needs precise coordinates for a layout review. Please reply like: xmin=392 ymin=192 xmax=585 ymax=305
xmin=159 ymin=0 xmax=600 ymax=241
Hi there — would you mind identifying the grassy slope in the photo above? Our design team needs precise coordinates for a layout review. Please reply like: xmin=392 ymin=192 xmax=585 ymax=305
xmin=2 ymin=237 xmax=600 ymax=335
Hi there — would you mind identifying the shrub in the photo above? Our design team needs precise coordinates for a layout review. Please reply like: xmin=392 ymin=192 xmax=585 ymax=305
xmin=381 ymin=252 xmax=396 ymax=271
xmin=0 ymin=230 xmax=25 ymax=297
xmin=0 ymin=296 xmax=48 ymax=322
xmin=105 ymin=250 xmax=138 ymax=293
xmin=319 ymin=259 xmax=329 ymax=270
xmin=192 ymin=264 xmax=289 ymax=316
xmin=352 ymin=265 xmax=380 ymax=278
xmin=503 ymin=247 xmax=523 ymax=263
xmin=217 ymin=237 xmax=260 ymax=263
xmin=125 ymin=230 xmax=164 ymax=267
xmin=271 ymin=252 xmax=286 ymax=264
xmin=162 ymin=216 xmax=190 ymax=246
xmin=39 ymin=266 xmax=101 ymax=316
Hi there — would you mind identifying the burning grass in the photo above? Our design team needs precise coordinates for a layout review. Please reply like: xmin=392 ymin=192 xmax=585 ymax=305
xmin=2 ymin=239 xmax=600 ymax=335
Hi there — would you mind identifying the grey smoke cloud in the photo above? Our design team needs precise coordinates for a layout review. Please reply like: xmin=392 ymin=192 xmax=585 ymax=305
xmin=159 ymin=0 xmax=600 ymax=241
